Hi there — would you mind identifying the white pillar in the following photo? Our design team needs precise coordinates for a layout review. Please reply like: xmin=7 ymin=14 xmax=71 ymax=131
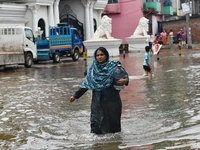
xmin=89 ymin=2 xmax=95 ymax=38
xmin=48 ymin=4 xmax=54 ymax=26
xmin=82 ymin=0 xmax=91 ymax=40
xmin=29 ymin=5 xmax=40 ymax=35
xmin=54 ymin=0 xmax=60 ymax=25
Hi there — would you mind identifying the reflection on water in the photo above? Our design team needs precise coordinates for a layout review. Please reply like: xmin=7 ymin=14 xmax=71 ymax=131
xmin=120 ymin=50 xmax=200 ymax=150
xmin=0 ymin=50 xmax=200 ymax=150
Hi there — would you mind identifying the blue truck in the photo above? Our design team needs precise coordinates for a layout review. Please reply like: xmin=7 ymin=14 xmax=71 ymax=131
xmin=36 ymin=24 xmax=83 ymax=63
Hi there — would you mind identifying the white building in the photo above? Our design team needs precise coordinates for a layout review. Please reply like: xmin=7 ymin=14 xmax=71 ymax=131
xmin=0 ymin=0 xmax=108 ymax=40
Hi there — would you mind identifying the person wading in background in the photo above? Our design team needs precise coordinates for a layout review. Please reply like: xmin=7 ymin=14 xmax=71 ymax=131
xmin=143 ymin=46 xmax=153 ymax=79
xmin=169 ymin=29 xmax=174 ymax=45
xmin=160 ymin=29 xmax=167 ymax=45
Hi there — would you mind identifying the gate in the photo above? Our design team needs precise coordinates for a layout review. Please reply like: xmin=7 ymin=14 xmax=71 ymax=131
xmin=60 ymin=5 xmax=84 ymax=41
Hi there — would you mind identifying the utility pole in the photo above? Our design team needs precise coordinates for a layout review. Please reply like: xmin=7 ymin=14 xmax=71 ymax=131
xmin=185 ymin=0 xmax=192 ymax=49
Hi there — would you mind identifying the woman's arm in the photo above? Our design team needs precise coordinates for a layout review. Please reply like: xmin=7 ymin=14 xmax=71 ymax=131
xmin=117 ymin=70 xmax=129 ymax=86
xmin=70 ymin=88 xmax=88 ymax=103
xmin=117 ymin=78 xmax=129 ymax=86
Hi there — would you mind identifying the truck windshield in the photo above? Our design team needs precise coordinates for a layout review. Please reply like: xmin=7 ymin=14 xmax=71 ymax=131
xmin=74 ymin=30 xmax=81 ymax=39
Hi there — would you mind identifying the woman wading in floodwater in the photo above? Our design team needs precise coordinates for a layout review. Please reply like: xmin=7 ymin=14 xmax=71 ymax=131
xmin=70 ymin=47 xmax=129 ymax=134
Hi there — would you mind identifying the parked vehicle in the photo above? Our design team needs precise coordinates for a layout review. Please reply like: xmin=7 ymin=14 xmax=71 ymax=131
xmin=0 ymin=25 xmax=37 ymax=68
xmin=36 ymin=24 xmax=83 ymax=63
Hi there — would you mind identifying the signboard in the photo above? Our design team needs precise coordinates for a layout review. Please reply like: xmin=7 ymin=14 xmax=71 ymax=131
xmin=182 ymin=3 xmax=191 ymax=15
xmin=153 ymin=44 xmax=162 ymax=55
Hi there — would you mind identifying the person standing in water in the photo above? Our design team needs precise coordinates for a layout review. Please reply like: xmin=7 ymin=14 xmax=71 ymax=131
xmin=143 ymin=46 xmax=152 ymax=79
xmin=160 ymin=29 xmax=167 ymax=45
xmin=169 ymin=29 xmax=174 ymax=45
xmin=70 ymin=47 xmax=129 ymax=134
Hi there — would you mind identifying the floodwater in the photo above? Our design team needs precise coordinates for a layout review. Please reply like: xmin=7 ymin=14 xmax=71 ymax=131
xmin=0 ymin=48 xmax=200 ymax=150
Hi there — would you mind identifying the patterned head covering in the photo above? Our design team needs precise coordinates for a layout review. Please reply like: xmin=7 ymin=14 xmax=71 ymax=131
xmin=81 ymin=47 xmax=117 ymax=91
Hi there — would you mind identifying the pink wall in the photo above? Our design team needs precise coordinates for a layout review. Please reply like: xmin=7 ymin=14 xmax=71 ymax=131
xmin=103 ymin=0 xmax=144 ymax=44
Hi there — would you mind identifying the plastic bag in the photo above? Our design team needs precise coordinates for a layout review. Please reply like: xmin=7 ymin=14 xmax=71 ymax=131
xmin=113 ymin=61 xmax=128 ymax=90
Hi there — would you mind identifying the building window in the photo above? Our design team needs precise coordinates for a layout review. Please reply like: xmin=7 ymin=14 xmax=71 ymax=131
xmin=163 ymin=0 xmax=172 ymax=6
xmin=108 ymin=0 xmax=118 ymax=4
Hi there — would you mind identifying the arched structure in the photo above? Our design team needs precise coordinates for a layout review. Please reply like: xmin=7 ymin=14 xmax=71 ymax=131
xmin=60 ymin=4 xmax=84 ymax=41
xmin=38 ymin=19 xmax=46 ymax=38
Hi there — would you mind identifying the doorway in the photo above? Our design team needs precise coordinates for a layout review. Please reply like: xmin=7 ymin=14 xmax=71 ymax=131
xmin=38 ymin=19 xmax=46 ymax=38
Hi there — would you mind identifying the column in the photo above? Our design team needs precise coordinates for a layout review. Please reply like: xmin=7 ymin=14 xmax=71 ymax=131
xmin=81 ymin=0 xmax=91 ymax=40
xmin=29 ymin=5 xmax=40 ymax=34
xmin=89 ymin=1 xmax=95 ymax=38
xmin=54 ymin=0 xmax=60 ymax=25
xmin=48 ymin=4 xmax=54 ymax=26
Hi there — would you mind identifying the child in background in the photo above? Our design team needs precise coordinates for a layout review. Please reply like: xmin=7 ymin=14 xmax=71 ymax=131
xmin=181 ymin=31 xmax=186 ymax=47
xmin=143 ymin=46 xmax=152 ymax=79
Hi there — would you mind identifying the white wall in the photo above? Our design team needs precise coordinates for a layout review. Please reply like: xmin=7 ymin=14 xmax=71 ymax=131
xmin=172 ymin=0 xmax=178 ymax=12
xmin=24 ymin=9 xmax=33 ymax=29
xmin=152 ymin=15 xmax=158 ymax=36
xmin=93 ymin=10 xmax=101 ymax=28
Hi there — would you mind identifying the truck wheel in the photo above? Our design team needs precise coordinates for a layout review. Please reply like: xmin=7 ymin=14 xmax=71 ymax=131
xmin=24 ymin=52 xmax=33 ymax=68
xmin=72 ymin=50 xmax=79 ymax=61
xmin=53 ymin=52 xmax=60 ymax=63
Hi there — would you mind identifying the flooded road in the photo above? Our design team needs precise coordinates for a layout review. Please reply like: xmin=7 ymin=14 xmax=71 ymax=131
xmin=0 ymin=49 xmax=200 ymax=150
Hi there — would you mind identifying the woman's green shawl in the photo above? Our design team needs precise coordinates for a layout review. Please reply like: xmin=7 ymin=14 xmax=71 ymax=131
xmin=81 ymin=54 xmax=117 ymax=91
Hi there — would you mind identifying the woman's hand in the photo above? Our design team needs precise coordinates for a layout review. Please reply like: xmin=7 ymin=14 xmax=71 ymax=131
xmin=70 ymin=96 xmax=75 ymax=103
xmin=117 ymin=79 xmax=128 ymax=85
